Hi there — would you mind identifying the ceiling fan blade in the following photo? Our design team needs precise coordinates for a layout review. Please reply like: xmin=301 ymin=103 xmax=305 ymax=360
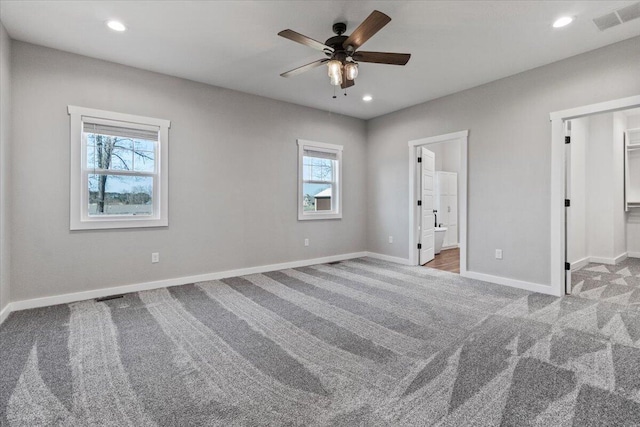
xmin=353 ymin=51 xmax=411 ymax=65
xmin=278 ymin=29 xmax=334 ymax=53
xmin=342 ymin=10 xmax=391 ymax=50
xmin=280 ymin=59 xmax=329 ymax=78
xmin=341 ymin=78 xmax=355 ymax=89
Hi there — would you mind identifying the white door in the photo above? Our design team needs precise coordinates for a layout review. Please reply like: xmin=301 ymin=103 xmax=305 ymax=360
xmin=420 ymin=148 xmax=435 ymax=265
xmin=447 ymin=173 xmax=458 ymax=247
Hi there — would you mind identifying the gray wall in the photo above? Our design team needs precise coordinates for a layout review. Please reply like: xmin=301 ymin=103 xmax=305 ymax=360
xmin=0 ymin=23 xmax=10 ymax=313
xmin=366 ymin=36 xmax=640 ymax=285
xmin=10 ymin=41 xmax=367 ymax=302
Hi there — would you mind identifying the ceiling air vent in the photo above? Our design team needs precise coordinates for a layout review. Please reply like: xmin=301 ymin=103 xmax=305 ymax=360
xmin=593 ymin=2 xmax=640 ymax=31
xmin=593 ymin=12 xmax=622 ymax=31
xmin=617 ymin=2 xmax=640 ymax=23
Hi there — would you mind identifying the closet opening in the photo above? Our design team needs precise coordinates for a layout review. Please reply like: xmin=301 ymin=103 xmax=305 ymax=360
xmin=565 ymin=107 xmax=640 ymax=298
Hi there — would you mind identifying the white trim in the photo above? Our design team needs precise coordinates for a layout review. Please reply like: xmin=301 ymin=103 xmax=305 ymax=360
xmin=408 ymin=130 xmax=469 ymax=147
xmin=589 ymin=253 xmax=628 ymax=266
xmin=365 ymin=252 xmax=413 ymax=265
xmin=68 ymin=105 xmax=170 ymax=230
xmin=462 ymin=271 xmax=561 ymax=296
xmin=408 ymin=131 xmax=468 ymax=275
xmin=0 ymin=303 xmax=11 ymax=326
xmin=628 ymin=252 xmax=640 ymax=259
xmin=297 ymin=139 xmax=343 ymax=221
xmin=571 ymin=257 xmax=590 ymax=271
xmin=7 ymin=252 xmax=368 ymax=313
xmin=297 ymin=139 xmax=343 ymax=152
xmin=549 ymin=95 xmax=640 ymax=121
xmin=550 ymin=95 xmax=640 ymax=296
xmin=68 ymin=106 xmax=171 ymax=128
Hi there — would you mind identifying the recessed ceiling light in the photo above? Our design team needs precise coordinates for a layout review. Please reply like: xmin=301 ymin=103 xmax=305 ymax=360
xmin=362 ymin=95 xmax=373 ymax=102
xmin=553 ymin=16 xmax=573 ymax=28
xmin=106 ymin=20 xmax=127 ymax=32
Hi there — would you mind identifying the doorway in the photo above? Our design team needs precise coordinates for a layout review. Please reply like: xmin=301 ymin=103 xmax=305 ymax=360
xmin=550 ymin=95 xmax=640 ymax=296
xmin=408 ymin=130 xmax=468 ymax=275
xmin=565 ymin=108 xmax=640 ymax=296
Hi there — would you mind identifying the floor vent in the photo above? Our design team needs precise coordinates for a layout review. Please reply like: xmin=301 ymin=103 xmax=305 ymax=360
xmin=96 ymin=294 xmax=124 ymax=302
xmin=593 ymin=2 xmax=640 ymax=31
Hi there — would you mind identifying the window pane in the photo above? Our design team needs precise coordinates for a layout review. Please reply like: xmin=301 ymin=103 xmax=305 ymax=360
xmin=110 ymin=146 xmax=134 ymax=170
xmin=88 ymin=174 xmax=153 ymax=216
xmin=87 ymin=145 xmax=96 ymax=168
xmin=133 ymin=150 xmax=155 ymax=172
xmin=135 ymin=139 xmax=155 ymax=152
xmin=302 ymin=183 xmax=332 ymax=212
xmin=85 ymin=133 xmax=156 ymax=172
xmin=303 ymin=156 xmax=333 ymax=182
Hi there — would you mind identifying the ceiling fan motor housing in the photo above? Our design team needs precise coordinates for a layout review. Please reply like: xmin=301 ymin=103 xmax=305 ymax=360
xmin=332 ymin=22 xmax=347 ymax=36
xmin=324 ymin=35 xmax=350 ymax=60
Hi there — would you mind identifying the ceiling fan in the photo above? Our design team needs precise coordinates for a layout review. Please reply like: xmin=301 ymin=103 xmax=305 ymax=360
xmin=278 ymin=10 xmax=411 ymax=91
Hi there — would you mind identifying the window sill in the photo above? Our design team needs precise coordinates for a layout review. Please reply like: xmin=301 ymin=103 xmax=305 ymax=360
xmin=70 ymin=217 xmax=168 ymax=230
xmin=298 ymin=213 xmax=342 ymax=221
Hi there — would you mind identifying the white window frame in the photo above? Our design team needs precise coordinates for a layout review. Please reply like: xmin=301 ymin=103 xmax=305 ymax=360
xmin=297 ymin=139 xmax=343 ymax=220
xmin=68 ymin=106 xmax=170 ymax=230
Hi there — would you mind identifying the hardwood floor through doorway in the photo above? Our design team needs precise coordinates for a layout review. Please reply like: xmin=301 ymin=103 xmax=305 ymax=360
xmin=425 ymin=247 xmax=460 ymax=274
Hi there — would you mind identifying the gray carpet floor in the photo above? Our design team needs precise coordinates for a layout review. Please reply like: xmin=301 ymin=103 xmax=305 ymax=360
xmin=2 ymin=257 xmax=640 ymax=426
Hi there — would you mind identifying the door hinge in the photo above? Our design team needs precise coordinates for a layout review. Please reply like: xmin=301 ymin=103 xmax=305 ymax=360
xmin=417 ymin=243 xmax=422 ymax=250
xmin=565 ymin=262 xmax=571 ymax=271
xmin=565 ymin=199 xmax=571 ymax=207
xmin=417 ymin=157 xmax=422 ymax=163
xmin=417 ymin=200 xmax=422 ymax=206
xmin=565 ymin=136 xmax=571 ymax=144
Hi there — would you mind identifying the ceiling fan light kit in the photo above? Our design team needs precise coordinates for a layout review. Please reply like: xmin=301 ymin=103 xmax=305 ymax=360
xmin=278 ymin=10 xmax=411 ymax=94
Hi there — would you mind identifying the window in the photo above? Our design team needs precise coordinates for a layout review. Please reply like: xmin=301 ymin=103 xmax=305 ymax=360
xmin=298 ymin=139 xmax=343 ymax=220
xmin=68 ymin=106 xmax=170 ymax=230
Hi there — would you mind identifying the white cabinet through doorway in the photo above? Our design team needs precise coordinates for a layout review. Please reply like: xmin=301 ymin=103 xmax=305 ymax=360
xmin=435 ymin=171 xmax=458 ymax=248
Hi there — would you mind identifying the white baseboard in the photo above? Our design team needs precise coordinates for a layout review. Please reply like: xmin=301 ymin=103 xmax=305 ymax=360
xmin=365 ymin=252 xmax=413 ymax=265
xmin=628 ymin=252 xmax=640 ymax=259
xmin=462 ymin=271 xmax=561 ymax=296
xmin=8 ymin=251 xmax=368 ymax=314
xmin=589 ymin=252 xmax=628 ymax=265
xmin=571 ymin=257 xmax=590 ymax=271
xmin=0 ymin=303 xmax=11 ymax=326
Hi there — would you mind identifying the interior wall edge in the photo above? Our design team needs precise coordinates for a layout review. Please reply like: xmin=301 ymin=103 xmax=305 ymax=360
xmin=0 ymin=21 xmax=12 ymax=314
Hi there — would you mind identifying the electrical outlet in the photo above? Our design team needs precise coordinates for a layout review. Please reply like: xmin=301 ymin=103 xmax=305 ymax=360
xmin=388 ymin=236 xmax=393 ymax=243
xmin=151 ymin=252 xmax=160 ymax=263
xmin=495 ymin=249 xmax=503 ymax=260
xmin=304 ymin=238 xmax=309 ymax=247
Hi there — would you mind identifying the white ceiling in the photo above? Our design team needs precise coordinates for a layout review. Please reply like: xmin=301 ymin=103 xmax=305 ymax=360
xmin=1 ymin=1 xmax=639 ymax=120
